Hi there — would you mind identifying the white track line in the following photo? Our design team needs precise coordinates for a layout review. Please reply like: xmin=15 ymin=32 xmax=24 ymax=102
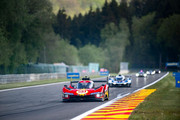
xmin=0 ymin=81 xmax=68 ymax=92
xmin=71 ymin=72 xmax=169 ymax=120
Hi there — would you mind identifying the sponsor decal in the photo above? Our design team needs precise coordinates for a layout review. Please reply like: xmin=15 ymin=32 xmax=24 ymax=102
xmin=77 ymin=89 xmax=88 ymax=96
xmin=166 ymin=62 xmax=179 ymax=67
xmin=100 ymin=71 xmax=109 ymax=76
xmin=67 ymin=73 xmax=80 ymax=79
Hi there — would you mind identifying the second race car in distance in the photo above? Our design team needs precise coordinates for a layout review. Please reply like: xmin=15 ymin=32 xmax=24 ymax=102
xmin=136 ymin=70 xmax=147 ymax=77
xmin=108 ymin=74 xmax=132 ymax=87
xmin=154 ymin=69 xmax=161 ymax=74
xmin=146 ymin=70 xmax=155 ymax=75
xmin=62 ymin=76 xmax=109 ymax=102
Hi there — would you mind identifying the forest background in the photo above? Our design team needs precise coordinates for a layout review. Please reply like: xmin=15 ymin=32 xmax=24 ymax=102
xmin=0 ymin=0 xmax=179 ymax=74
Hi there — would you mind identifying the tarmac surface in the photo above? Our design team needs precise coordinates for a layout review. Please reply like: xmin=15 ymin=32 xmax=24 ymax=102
xmin=0 ymin=72 xmax=167 ymax=120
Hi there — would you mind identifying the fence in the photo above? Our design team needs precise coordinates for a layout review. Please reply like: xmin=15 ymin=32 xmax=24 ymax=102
xmin=0 ymin=73 xmax=65 ymax=84
xmin=0 ymin=72 xmax=100 ymax=84
xmin=15 ymin=63 xmax=68 ymax=74
xmin=0 ymin=62 xmax=100 ymax=84
xmin=14 ymin=62 xmax=100 ymax=74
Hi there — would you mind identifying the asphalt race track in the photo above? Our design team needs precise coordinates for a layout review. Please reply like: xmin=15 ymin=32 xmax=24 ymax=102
xmin=0 ymin=72 xmax=167 ymax=120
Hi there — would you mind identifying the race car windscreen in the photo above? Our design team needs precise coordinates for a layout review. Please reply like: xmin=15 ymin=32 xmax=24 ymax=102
xmin=116 ymin=77 xmax=123 ymax=80
xmin=77 ymin=82 xmax=93 ymax=89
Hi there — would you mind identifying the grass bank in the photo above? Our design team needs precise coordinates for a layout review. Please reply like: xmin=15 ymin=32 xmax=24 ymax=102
xmin=0 ymin=75 xmax=103 ymax=90
xmin=129 ymin=73 xmax=180 ymax=120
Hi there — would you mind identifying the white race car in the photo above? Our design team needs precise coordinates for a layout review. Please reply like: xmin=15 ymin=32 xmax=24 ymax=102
xmin=155 ymin=69 xmax=161 ymax=74
xmin=108 ymin=74 xmax=131 ymax=87
xmin=136 ymin=70 xmax=147 ymax=77
xmin=146 ymin=70 xmax=155 ymax=75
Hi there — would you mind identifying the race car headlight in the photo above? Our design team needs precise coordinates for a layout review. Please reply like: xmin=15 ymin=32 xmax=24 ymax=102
xmin=64 ymin=94 xmax=68 ymax=98
xmin=91 ymin=92 xmax=103 ymax=97
xmin=113 ymin=81 xmax=117 ymax=84
xmin=136 ymin=73 xmax=139 ymax=76
xmin=108 ymin=80 xmax=113 ymax=83
xmin=63 ymin=92 xmax=74 ymax=98
xmin=96 ymin=93 xmax=102 ymax=97
xmin=144 ymin=74 xmax=147 ymax=77
xmin=128 ymin=80 xmax=131 ymax=83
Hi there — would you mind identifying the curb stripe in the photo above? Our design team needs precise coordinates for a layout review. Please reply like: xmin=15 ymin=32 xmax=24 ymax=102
xmin=81 ymin=89 xmax=156 ymax=120
xmin=71 ymin=72 xmax=169 ymax=120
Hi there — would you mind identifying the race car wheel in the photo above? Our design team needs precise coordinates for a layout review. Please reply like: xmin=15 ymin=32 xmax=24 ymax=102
xmin=109 ymin=83 xmax=112 ymax=87
xmin=105 ymin=88 xmax=109 ymax=100
xmin=62 ymin=99 xmax=68 ymax=102
xmin=107 ymin=87 xmax=109 ymax=100
xmin=101 ymin=96 xmax=105 ymax=102
xmin=127 ymin=83 xmax=131 ymax=87
xmin=100 ymin=94 xmax=105 ymax=102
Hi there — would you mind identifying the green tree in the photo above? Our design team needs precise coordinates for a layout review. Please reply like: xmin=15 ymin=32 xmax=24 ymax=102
xmin=78 ymin=44 xmax=105 ymax=67
xmin=0 ymin=0 xmax=29 ymax=73
xmin=131 ymin=13 xmax=157 ymax=67
xmin=0 ymin=29 xmax=11 ymax=68
xmin=53 ymin=8 xmax=71 ymax=39
xmin=157 ymin=14 xmax=180 ymax=61
xmin=23 ymin=0 xmax=54 ymax=63
xmin=0 ymin=0 xmax=55 ymax=73
xmin=39 ymin=32 xmax=79 ymax=65
xmin=101 ymin=19 xmax=130 ymax=72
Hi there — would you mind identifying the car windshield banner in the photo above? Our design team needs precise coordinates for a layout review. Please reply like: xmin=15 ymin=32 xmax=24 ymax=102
xmin=67 ymin=73 xmax=80 ymax=79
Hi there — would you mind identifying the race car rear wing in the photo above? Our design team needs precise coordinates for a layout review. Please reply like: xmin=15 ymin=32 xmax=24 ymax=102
xmin=70 ymin=77 xmax=108 ymax=84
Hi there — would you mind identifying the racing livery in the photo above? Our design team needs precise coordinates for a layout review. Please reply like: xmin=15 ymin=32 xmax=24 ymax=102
xmin=62 ymin=77 xmax=109 ymax=102
xmin=108 ymin=74 xmax=131 ymax=87
xmin=136 ymin=70 xmax=147 ymax=77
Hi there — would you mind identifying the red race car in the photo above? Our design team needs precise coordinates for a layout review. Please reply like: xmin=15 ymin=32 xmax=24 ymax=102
xmin=62 ymin=76 xmax=109 ymax=102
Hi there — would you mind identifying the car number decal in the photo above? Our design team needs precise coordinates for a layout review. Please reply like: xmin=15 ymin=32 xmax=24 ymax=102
xmin=76 ymin=89 xmax=88 ymax=96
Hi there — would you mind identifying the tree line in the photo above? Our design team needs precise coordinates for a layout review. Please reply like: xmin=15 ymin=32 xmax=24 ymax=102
xmin=0 ymin=0 xmax=179 ymax=74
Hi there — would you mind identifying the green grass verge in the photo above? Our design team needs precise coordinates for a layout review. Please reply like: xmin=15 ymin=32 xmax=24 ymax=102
xmin=0 ymin=75 xmax=103 ymax=90
xmin=129 ymin=73 xmax=180 ymax=120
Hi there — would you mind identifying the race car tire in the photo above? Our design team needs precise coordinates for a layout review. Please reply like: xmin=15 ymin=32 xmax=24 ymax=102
xmin=109 ymin=83 xmax=113 ymax=87
xmin=101 ymin=97 xmax=105 ymax=102
xmin=100 ymin=94 xmax=105 ymax=102
xmin=106 ymin=88 xmax=109 ymax=100
xmin=62 ymin=99 xmax=69 ymax=102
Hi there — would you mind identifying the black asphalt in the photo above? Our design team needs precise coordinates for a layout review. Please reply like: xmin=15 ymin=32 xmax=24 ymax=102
xmin=0 ymin=72 xmax=167 ymax=120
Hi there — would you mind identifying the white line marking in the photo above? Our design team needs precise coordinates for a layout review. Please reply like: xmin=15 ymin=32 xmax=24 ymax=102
xmin=0 ymin=81 xmax=69 ymax=92
xmin=71 ymin=72 xmax=169 ymax=120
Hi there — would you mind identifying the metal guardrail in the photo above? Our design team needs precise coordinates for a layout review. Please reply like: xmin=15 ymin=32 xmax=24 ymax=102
xmin=0 ymin=73 xmax=65 ymax=84
xmin=0 ymin=72 xmax=99 ymax=84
